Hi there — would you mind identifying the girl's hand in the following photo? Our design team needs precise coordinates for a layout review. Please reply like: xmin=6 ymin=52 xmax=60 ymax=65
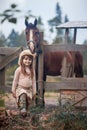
xmin=12 ymin=92 xmax=16 ymax=98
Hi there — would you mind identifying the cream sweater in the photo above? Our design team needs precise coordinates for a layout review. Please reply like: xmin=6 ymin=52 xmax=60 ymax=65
xmin=12 ymin=66 xmax=36 ymax=99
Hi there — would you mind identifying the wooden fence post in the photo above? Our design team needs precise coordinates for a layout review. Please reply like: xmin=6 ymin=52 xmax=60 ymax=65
xmin=0 ymin=68 xmax=5 ymax=86
xmin=61 ymin=28 xmax=68 ymax=77
xmin=37 ymin=32 xmax=44 ymax=107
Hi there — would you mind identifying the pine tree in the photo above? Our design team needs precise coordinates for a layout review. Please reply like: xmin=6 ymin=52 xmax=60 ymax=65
xmin=48 ymin=2 xmax=63 ymax=43
xmin=37 ymin=16 xmax=44 ymax=32
xmin=7 ymin=29 xmax=26 ymax=47
xmin=48 ymin=2 xmax=62 ymax=36
xmin=0 ymin=32 xmax=6 ymax=47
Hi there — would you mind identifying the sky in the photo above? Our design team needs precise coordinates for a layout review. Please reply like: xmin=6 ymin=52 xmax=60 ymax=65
xmin=0 ymin=0 xmax=87 ymax=44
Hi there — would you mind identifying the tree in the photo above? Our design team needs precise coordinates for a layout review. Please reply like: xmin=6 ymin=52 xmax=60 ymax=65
xmin=48 ymin=2 xmax=62 ymax=36
xmin=7 ymin=29 xmax=26 ymax=47
xmin=37 ymin=16 xmax=44 ymax=32
xmin=64 ymin=15 xmax=69 ymax=23
xmin=0 ymin=32 xmax=6 ymax=47
xmin=0 ymin=2 xmax=37 ymax=46
xmin=0 ymin=3 xmax=46 ymax=47
xmin=83 ymin=39 xmax=87 ymax=44
xmin=64 ymin=15 xmax=73 ymax=44
xmin=0 ymin=4 xmax=21 ymax=24
xmin=48 ymin=2 xmax=63 ymax=43
xmin=7 ymin=29 xmax=18 ymax=47
xmin=0 ymin=4 xmax=35 ymax=24
xmin=15 ymin=31 xmax=27 ymax=47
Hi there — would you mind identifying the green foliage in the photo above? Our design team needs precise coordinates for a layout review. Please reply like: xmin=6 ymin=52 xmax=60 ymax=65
xmin=0 ymin=99 xmax=87 ymax=129
xmin=84 ymin=39 xmax=87 ymax=44
xmin=0 ymin=32 xmax=6 ymax=47
xmin=7 ymin=29 xmax=26 ymax=47
xmin=37 ymin=16 xmax=44 ymax=32
xmin=48 ymin=2 xmax=74 ymax=44
xmin=0 ymin=100 xmax=5 ymax=107
xmin=0 ymin=91 xmax=6 ymax=107
xmin=30 ymin=106 xmax=44 ymax=114
xmin=11 ymin=4 xmax=17 ymax=9
xmin=64 ymin=15 xmax=69 ymax=23
xmin=0 ymin=4 xmax=21 ymax=24
xmin=53 ymin=36 xmax=63 ymax=44
xmin=8 ymin=17 xmax=17 ymax=24
xmin=0 ymin=3 xmax=35 ymax=24
xmin=48 ymin=2 xmax=65 ymax=44
xmin=48 ymin=2 xmax=62 ymax=36
xmin=6 ymin=64 xmax=18 ymax=76
xmin=44 ymin=105 xmax=87 ymax=130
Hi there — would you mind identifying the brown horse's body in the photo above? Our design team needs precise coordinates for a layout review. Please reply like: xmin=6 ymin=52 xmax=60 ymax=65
xmin=43 ymin=51 xmax=83 ymax=81
xmin=44 ymin=52 xmax=70 ymax=76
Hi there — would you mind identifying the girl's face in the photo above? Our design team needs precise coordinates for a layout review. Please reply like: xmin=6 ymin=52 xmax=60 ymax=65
xmin=22 ymin=55 xmax=32 ymax=67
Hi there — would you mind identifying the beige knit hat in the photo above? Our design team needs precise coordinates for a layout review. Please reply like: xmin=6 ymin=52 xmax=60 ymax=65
xmin=18 ymin=49 xmax=34 ymax=65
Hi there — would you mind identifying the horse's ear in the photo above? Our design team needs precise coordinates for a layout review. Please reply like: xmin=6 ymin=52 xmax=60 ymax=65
xmin=25 ymin=19 xmax=28 ymax=27
xmin=34 ymin=19 xmax=37 ymax=27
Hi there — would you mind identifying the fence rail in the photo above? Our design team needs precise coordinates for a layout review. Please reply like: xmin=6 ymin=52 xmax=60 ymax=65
xmin=44 ymin=44 xmax=87 ymax=52
xmin=37 ymin=43 xmax=87 ymax=106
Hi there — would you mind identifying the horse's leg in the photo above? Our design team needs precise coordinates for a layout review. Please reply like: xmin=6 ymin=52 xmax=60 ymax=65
xmin=75 ymin=64 xmax=84 ymax=77
xmin=74 ymin=52 xmax=84 ymax=77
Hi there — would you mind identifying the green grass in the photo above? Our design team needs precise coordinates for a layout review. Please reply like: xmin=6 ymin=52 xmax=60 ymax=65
xmin=0 ymin=91 xmax=5 ymax=107
xmin=0 ymin=100 xmax=5 ymax=107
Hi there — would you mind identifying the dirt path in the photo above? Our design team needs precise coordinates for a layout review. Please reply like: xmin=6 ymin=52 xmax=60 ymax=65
xmin=5 ymin=91 xmax=87 ymax=111
xmin=5 ymin=93 xmax=58 ymax=111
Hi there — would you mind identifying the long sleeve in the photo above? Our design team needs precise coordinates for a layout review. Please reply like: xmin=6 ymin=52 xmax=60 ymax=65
xmin=12 ymin=67 xmax=20 ymax=93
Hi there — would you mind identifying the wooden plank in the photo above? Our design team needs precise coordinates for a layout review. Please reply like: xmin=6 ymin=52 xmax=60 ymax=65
xmin=0 ymin=47 xmax=19 ymax=55
xmin=56 ymin=21 xmax=87 ymax=29
xmin=0 ymin=47 xmax=23 ymax=70
xmin=61 ymin=77 xmax=87 ymax=82
xmin=44 ymin=81 xmax=87 ymax=92
xmin=0 ymin=86 xmax=11 ymax=92
xmin=44 ymin=44 xmax=87 ymax=52
xmin=0 ymin=68 xmax=5 ymax=86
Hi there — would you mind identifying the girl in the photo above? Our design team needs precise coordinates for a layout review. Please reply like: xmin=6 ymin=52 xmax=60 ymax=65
xmin=12 ymin=49 xmax=36 ymax=117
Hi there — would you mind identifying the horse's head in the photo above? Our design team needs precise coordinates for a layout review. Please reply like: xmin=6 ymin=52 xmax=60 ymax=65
xmin=25 ymin=19 xmax=40 ymax=54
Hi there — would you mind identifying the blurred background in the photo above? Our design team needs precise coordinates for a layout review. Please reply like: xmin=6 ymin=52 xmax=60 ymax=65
xmin=0 ymin=0 xmax=87 ymax=86
xmin=0 ymin=0 xmax=87 ymax=47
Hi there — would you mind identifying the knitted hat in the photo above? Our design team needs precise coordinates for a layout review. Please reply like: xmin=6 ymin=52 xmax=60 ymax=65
xmin=18 ymin=49 xmax=34 ymax=65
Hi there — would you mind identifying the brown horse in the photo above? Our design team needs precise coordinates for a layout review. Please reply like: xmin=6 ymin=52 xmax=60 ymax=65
xmin=25 ymin=19 xmax=83 ymax=81
xmin=25 ymin=19 xmax=83 ymax=106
